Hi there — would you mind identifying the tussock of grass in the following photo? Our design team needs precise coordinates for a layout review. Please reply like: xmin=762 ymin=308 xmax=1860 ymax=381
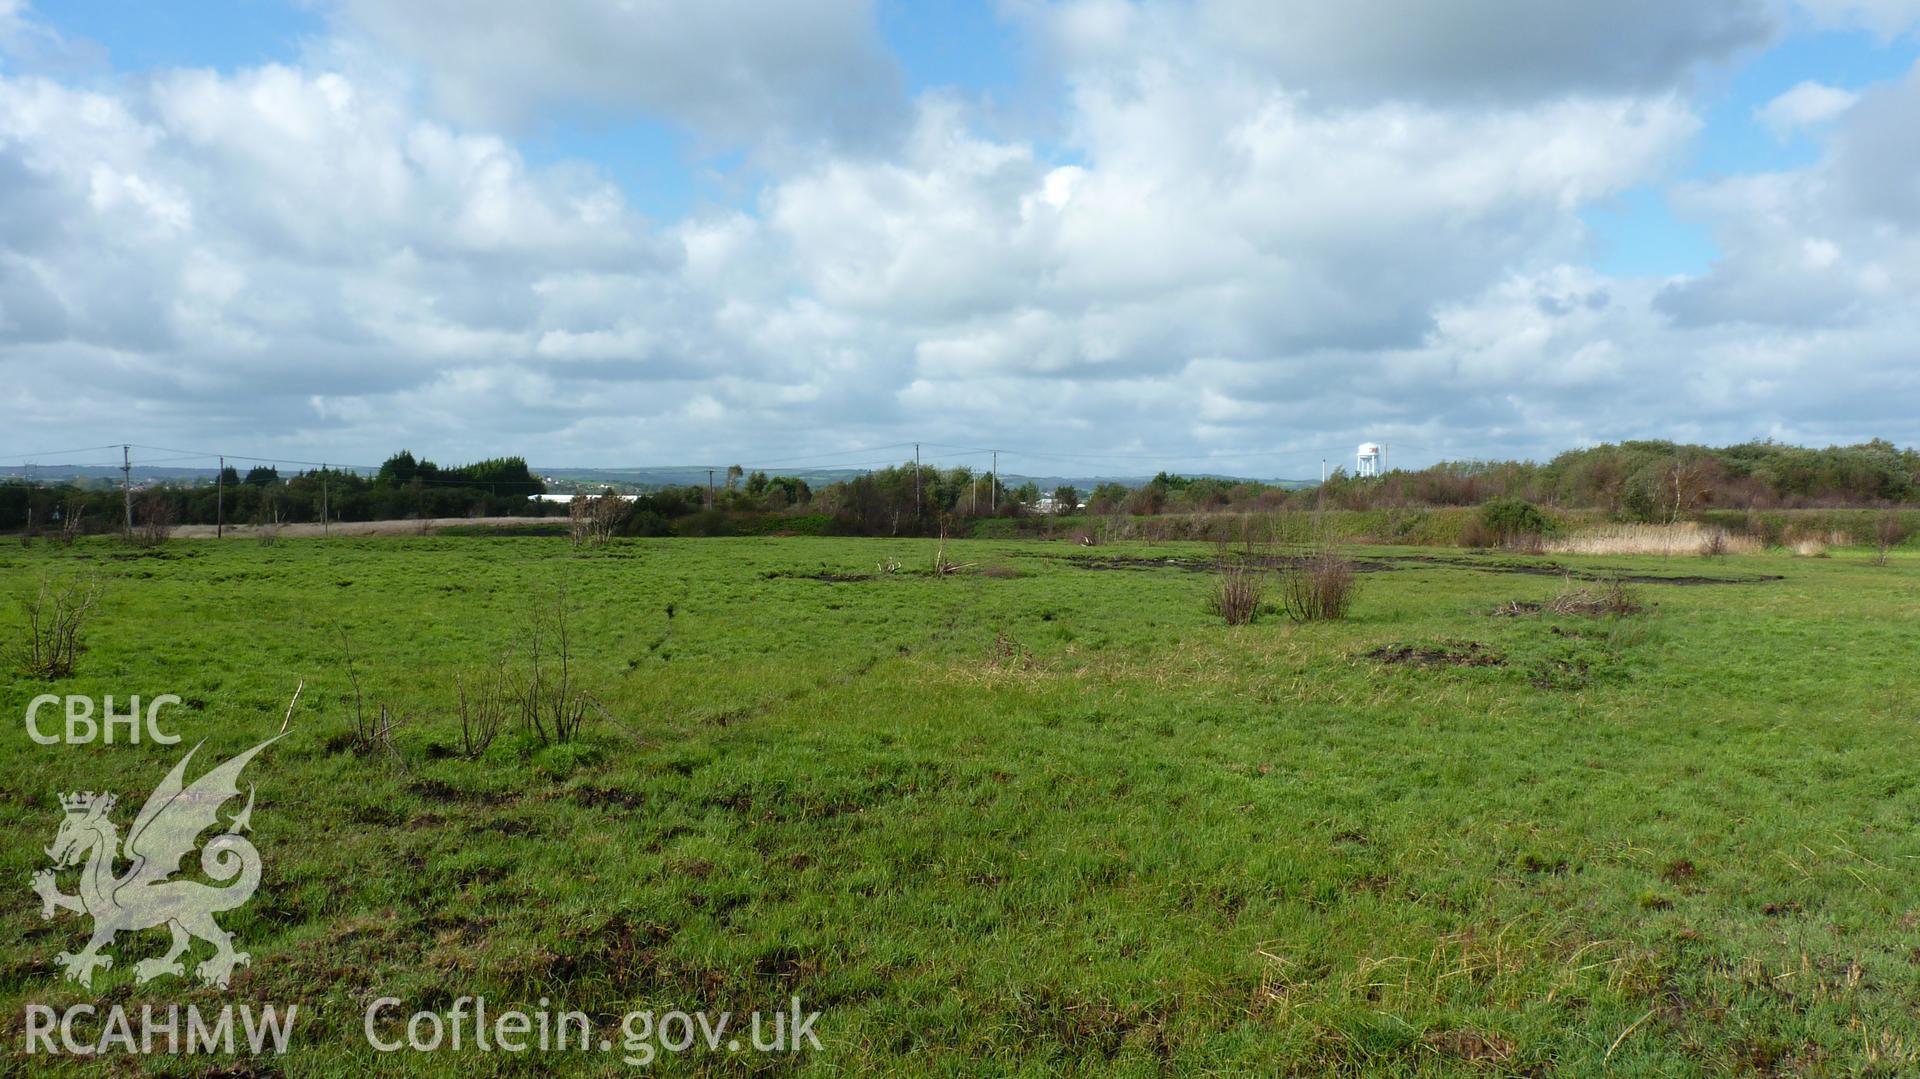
xmin=1547 ymin=579 xmax=1643 ymax=616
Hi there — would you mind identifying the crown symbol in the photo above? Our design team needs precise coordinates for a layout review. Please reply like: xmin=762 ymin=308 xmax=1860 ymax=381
xmin=59 ymin=791 xmax=116 ymax=814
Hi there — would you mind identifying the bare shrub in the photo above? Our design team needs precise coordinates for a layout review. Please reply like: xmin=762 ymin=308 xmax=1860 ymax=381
xmin=53 ymin=499 xmax=86 ymax=546
xmin=515 ymin=595 xmax=592 ymax=744
xmin=134 ymin=492 xmax=175 ymax=546
xmin=456 ymin=665 xmax=512 ymax=758
xmin=568 ymin=492 xmax=630 ymax=547
xmin=1876 ymin=512 xmax=1912 ymax=566
xmin=1277 ymin=550 xmax=1358 ymax=622
xmin=335 ymin=626 xmax=401 ymax=759
xmin=14 ymin=575 xmax=102 ymax=678
xmin=255 ymin=523 xmax=282 ymax=546
xmin=1792 ymin=537 xmax=1829 ymax=558
xmin=932 ymin=528 xmax=973 ymax=576
xmin=1701 ymin=528 xmax=1729 ymax=558
xmin=1206 ymin=555 xmax=1266 ymax=626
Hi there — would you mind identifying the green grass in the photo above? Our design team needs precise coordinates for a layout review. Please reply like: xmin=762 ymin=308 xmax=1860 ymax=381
xmin=2 ymin=535 xmax=1917 ymax=1075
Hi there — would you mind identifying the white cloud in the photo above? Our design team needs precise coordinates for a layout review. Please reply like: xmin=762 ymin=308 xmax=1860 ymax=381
xmin=1660 ymin=62 xmax=1920 ymax=328
xmin=1756 ymin=80 xmax=1859 ymax=136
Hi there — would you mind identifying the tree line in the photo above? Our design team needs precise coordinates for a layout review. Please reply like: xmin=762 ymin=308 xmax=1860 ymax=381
xmin=2 ymin=439 xmax=1912 ymax=536
xmin=0 ymin=452 xmax=545 ymax=532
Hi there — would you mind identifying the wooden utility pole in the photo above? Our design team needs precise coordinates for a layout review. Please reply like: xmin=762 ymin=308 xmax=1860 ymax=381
xmin=321 ymin=464 xmax=330 ymax=535
xmin=216 ymin=455 xmax=224 ymax=539
xmin=706 ymin=469 xmax=716 ymax=507
xmin=121 ymin=444 xmax=133 ymax=537
xmin=914 ymin=443 xmax=921 ymax=519
xmin=990 ymin=450 xmax=998 ymax=512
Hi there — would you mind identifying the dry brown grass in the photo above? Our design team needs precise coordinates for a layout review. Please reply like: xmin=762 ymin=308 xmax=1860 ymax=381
xmin=1548 ymin=523 xmax=1759 ymax=557
xmin=1548 ymin=579 xmax=1643 ymax=616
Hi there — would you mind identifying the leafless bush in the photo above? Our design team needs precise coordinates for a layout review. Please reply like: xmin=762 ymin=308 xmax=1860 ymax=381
xmin=335 ymin=626 xmax=402 ymax=761
xmin=1206 ymin=559 xmax=1266 ymax=626
xmin=1277 ymin=550 xmax=1359 ymax=622
xmin=932 ymin=528 xmax=973 ymax=576
xmin=568 ymin=491 xmax=630 ymax=547
xmin=255 ymin=523 xmax=282 ymax=546
xmin=14 ymin=575 xmax=102 ymax=678
xmin=516 ymin=595 xmax=592 ymax=744
xmin=1876 ymin=512 xmax=1912 ymax=566
xmin=133 ymin=493 xmax=175 ymax=546
xmin=456 ymin=665 xmax=512 ymax=758
xmin=1701 ymin=528 xmax=1729 ymax=558
xmin=52 ymin=499 xmax=85 ymax=547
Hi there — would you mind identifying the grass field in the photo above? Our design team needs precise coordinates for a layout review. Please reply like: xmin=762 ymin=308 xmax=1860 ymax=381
xmin=2 ymin=534 xmax=1917 ymax=1075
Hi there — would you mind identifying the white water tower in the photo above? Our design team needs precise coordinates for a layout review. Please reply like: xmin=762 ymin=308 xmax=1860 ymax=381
xmin=1357 ymin=442 xmax=1382 ymax=478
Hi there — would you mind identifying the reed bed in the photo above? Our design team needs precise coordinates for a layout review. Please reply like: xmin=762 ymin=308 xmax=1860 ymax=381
xmin=1547 ymin=522 xmax=1760 ymax=557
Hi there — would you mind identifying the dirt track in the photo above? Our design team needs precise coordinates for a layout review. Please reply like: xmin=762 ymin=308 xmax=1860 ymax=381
xmin=169 ymin=516 xmax=559 ymax=538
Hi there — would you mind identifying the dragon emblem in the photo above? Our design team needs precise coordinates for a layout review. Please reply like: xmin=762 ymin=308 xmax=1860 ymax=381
xmin=29 ymin=736 xmax=279 ymax=989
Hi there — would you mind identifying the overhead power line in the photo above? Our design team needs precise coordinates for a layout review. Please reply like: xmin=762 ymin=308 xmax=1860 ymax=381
xmin=0 ymin=443 xmax=127 ymax=462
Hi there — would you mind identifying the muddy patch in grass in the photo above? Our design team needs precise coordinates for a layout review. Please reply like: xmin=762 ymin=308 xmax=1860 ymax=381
xmin=1365 ymin=640 xmax=1505 ymax=668
xmin=1064 ymin=554 xmax=1211 ymax=572
xmin=1064 ymin=552 xmax=1397 ymax=574
xmin=1384 ymin=554 xmax=1781 ymax=586
xmin=407 ymin=777 xmax=515 ymax=806
xmin=763 ymin=569 xmax=874 ymax=583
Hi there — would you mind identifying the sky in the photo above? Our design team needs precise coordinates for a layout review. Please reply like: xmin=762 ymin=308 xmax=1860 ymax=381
xmin=1 ymin=0 xmax=1917 ymax=480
